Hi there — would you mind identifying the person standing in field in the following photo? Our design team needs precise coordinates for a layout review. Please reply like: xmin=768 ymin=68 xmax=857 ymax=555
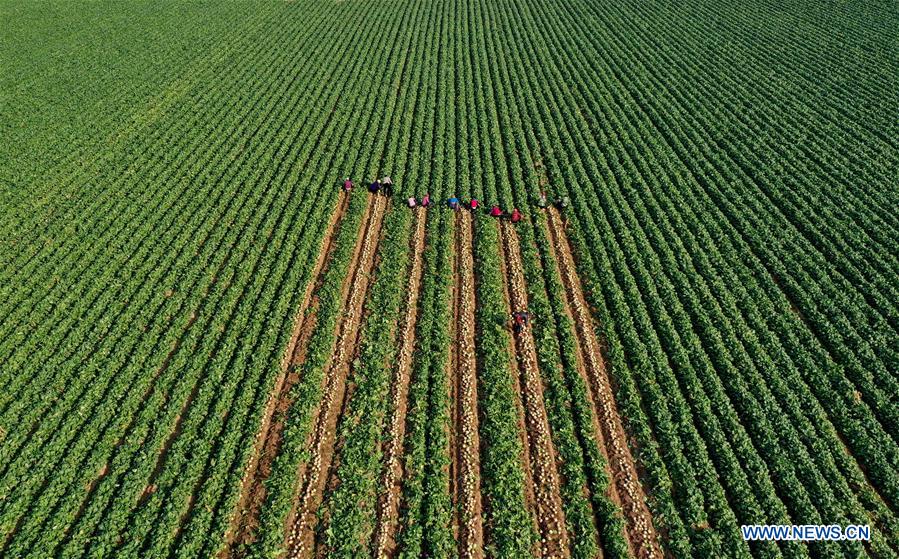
xmin=512 ymin=310 xmax=529 ymax=333
xmin=556 ymin=195 xmax=570 ymax=227
xmin=421 ymin=193 xmax=431 ymax=207
xmin=381 ymin=176 xmax=394 ymax=197
xmin=369 ymin=179 xmax=381 ymax=195
xmin=343 ymin=177 xmax=353 ymax=192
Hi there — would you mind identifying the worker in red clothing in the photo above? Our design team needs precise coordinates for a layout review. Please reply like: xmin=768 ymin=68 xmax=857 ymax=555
xmin=512 ymin=310 xmax=529 ymax=333
xmin=490 ymin=205 xmax=502 ymax=217
xmin=343 ymin=177 xmax=353 ymax=192
xmin=510 ymin=208 xmax=522 ymax=223
xmin=469 ymin=198 xmax=479 ymax=211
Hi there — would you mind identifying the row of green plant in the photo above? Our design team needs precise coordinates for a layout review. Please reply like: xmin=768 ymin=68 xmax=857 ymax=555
xmin=506 ymin=0 xmax=898 ymax=556
xmin=466 ymin=0 xmax=632 ymax=555
xmin=245 ymin=0 xmax=439 ymax=554
xmin=452 ymin=3 xmax=540 ymax=552
xmin=319 ymin=207 xmax=413 ymax=556
xmin=0 ymin=5 xmax=352 ymax=555
xmin=316 ymin=0 xmax=444 ymax=548
xmin=588 ymin=0 xmax=899 ymax=522
xmin=395 ymin=210 xmax=454 ymax=558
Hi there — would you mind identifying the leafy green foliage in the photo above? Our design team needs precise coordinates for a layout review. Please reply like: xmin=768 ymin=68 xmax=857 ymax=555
xmin=1 ymin=0 xmax=896 ymax=557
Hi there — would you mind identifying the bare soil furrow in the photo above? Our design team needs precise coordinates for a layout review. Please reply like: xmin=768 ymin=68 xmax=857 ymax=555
xmin=449 ymin=211 xmax=485 ymax=559
xmin=498 ymin=219 xmax=570 ymax=559
xmin=495 ymin=227 xmax=540 ymax=549
xmin=541 ymin=216 xmax=632 ymax=557
xmin=287 ymin=194 xmax=388 ymax=559
xmin=545 ymin=208 xmax=662 ymax=559
xmin=372 ymin=207 xmax=428 ymax=559
xmin=281 ymin=196 xmax=377 ymax=552
xmin=224 ymin=193 xmax=350 ymax=554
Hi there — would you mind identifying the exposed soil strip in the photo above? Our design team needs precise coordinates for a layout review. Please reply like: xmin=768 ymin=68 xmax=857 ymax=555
xmin=545 ymin=208 xmax=662 ymax=559
xmin=372 ymin=208 xmax=428 ymax=558
xmin=498 ymin=220 xmax=570 ymax=559
xmin=286 ymin=194 xmax=388 ymax=559
xmin=281 ymin=195 xmax=377 ymax=557
xmin=495 ymin=233 xmax=541 ymax=549
xmin=224 ymin=193 xmax=350 ymax=554
xmin=541 ymin=220 xmax=631 ymax=557
xmin=448 ymin=211 xmax=485 ymax=559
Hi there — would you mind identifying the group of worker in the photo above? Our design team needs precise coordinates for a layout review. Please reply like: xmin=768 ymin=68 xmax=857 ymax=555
xmin=538 ymin=190 xmax=570 ymax=211
xmin=447 ymin=196 xmax=523 ymax=223
xmin=407 ymin=193 xmax=432 ymax=208
xmin=340 ymin=178 xmax=574 ymax=335
xmin=342 ymin=178 xmax=569 ymax=222
xmin=342 ymin=176 xmax=394 ymax=197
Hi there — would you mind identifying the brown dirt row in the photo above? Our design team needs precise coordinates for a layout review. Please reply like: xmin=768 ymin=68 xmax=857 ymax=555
xmin=223 ymin=193 xmax=351 ymax=555
xmin=371 ymin=207 xmax=428 ymax=558
xmin=281 ymin=196 xmax=377 ymax=555
xmin=498 ymin=220 xmax=570 ymax=559
xmin=545 ymin=208 xmax=662 ymax=559
xmin=495 ymin=236 xmax=541 ymax=549
xmin=449 ymin=211 xmax=485 ymax=559
xmin=286 ymin=194 xmax=388 ymax=559
xmin=541 ymin=214 xmax=629 ymax=557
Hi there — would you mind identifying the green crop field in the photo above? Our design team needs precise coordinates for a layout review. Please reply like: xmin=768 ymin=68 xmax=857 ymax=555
xmin=1 ymin=0 xmax=897 ymax=557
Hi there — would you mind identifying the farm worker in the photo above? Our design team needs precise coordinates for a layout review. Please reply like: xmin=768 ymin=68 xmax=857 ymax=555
xmin=343 ymin=178 xmax=353 ymax=192
xmin=556 ymin=195 xmax=570 ymax=209
xmin=369 ymin=179 xmax=381 ymax=194
xmin=448 ymin=196 xmax=461 ymax=210
xmin=512 ymin=310 xmax=529 ymax=333
xmin=407 ymin=197 xmax=417 ymax=208
xmin=381 ymin=176 xmax=394 ymax=197
xmin=490 ymin=205 xmax=502 ymax=217
xmin=510 ymin=208 xmax=522 ymax=223
xmin=421 ymin=193 xmax=431 ymax=207
xmin=469 ymin=198 xmax=479 ymax=211
xmin=537 ymin=191 xmax=548 ymax=208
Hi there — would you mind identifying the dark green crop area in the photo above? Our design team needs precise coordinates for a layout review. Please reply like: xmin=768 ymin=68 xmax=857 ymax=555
xmin=1 ymin=0 xmax=896 ymax=557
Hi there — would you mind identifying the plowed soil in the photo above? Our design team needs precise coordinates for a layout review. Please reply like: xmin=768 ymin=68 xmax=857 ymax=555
xmin=286 ymin=194 xmax=388 ymax=559
xmin=372 ymin=208 xmax=428 ymax=558
xmin=545 ymin=208 xmax=662 ymax=559
xmin=224 ymin=193 xmax=350 ymax=556
xmin=498 ymin=220 xmax=570 ymax=559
